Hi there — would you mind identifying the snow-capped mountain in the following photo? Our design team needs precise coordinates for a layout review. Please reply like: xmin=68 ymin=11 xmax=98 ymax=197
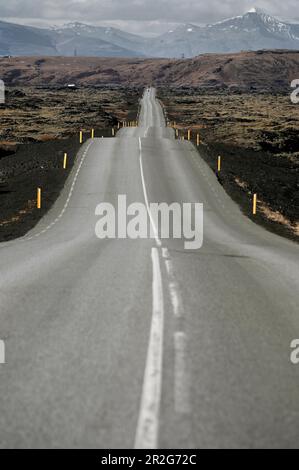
xmin=1 ymin=8 xmax=299 ymax=58
xmin=208 ymin=7 xmax=293 ymax=39
xmin=50 ymin=22 xmax=146 ymax=57
xmin=53 ymin=21 xmax=148 ymax=51
xmin=0 ymin=20 xmax=144 ymax=57
xmin=147 ymin=8 xmax=299 ymax=57
xmin=0 ymin=20 xmax=57 ymax=56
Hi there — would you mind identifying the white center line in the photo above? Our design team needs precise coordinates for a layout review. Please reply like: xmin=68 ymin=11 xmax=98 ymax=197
xmin=134 ymin=247 xmax=165 ymax=449
xmin=137 ymin=92 xmax=192 ymax=443
xmin=139 ymin=137 xmax=161 ymax=247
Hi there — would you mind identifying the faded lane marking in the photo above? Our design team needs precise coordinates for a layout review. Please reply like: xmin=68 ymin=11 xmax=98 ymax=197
xmin=162 ymin=247 xmax=183 ymax=319
xmin=174 ymin=332 xmax=191 ymax=414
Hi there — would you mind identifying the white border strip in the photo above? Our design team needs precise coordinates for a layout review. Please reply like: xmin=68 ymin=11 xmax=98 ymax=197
xmin=21 ymin=141 xmax=94 ymax=242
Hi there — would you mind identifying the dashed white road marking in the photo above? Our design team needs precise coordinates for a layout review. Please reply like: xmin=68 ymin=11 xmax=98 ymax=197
xmin=138 ymin=92 xmax=193 ymax=438
xmin=174 ymin=332 xmax=191 ymax=414
xmin=162 ymin=249 xmax=191 ymax=415
xmin=134 ymin=247 xmax=165 ymax=449
xmin=162 ymin=247 xmax=183 ymax=319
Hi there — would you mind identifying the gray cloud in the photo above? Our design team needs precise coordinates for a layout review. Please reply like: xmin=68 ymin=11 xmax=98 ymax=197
xmin=1 ymin=0 xmax=298 ymax=34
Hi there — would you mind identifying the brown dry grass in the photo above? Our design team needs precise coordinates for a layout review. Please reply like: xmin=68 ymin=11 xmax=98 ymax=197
xmin=160 ymin=92 xmax=299 ymax=151
xmin=160 ymin=89 xmax=299 ymax=240
xmin=0 ymin=87 xmax=140 ymax=145
xmin=0 ymin=200 xmax=36 ymax=227
xmin=234 ymin=176 xmax=299 ymax=236
xmin=259 ymin=202 xmax=299 ymax=236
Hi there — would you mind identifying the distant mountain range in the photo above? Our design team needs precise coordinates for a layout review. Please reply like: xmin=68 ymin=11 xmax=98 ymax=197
xmin=1 ymin=8 xmax=299 ymax=58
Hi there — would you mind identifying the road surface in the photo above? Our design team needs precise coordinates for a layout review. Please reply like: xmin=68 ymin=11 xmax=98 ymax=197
xmin=0 ymin=88 xmax=298 ymax=449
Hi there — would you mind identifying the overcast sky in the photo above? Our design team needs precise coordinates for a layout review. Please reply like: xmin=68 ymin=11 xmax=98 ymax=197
xmin=1 ymin=0 xmax=298 ymax=35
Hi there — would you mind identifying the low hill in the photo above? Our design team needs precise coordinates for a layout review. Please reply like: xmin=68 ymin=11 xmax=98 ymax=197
xmin=0 ymin=50 xmax=298 ymax=92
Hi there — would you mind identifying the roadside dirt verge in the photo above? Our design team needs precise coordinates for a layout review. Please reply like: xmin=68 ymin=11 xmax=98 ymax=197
xmin=159 ymin=88 xmax=299 ymax=242
xmin=198 ymin=141 xmax=299 ymax=241
xmin=0 ymin=86 xmax=140 ymax=242
xmin=0 ymin=134 xmax=81 ymax=241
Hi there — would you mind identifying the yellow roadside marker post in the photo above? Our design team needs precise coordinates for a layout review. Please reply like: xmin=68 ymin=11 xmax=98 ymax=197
xmin=37 ymin=188 xmax=42 ymax=209
xmin=112 ymin=128 xmax=115 ymax=136
xmin=182 ymin=136 xmax=185 ymax=141
xmin=79 ymin=131 xmax=83 ymax=144
xmin=176 ymin=128 xmax=178 ymax=138
xmin=63 ymin=153 xmax=67 ymax=170
xmin=197 ymin=134 xmax=200 ymax=146
xmin=253 ymin=194 xmax=257 ymax=215
xmin=187 ymin=130 xmax=191 ymax=141
xmin=91 ymin=129 xmax=95 ymax=139
xmin=217 ymin=156 xmax=221 ymax=173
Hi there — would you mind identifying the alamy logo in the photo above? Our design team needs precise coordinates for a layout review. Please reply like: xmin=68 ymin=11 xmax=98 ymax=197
xmin=0 ymin=340 xmax=5 ymax=364
xmin=290 ymin=79 xmax=299 ymax=104
xmin=0 ymin=80 xmax=5 ymax=104
xmin=95 ymin=195 xmax=203 ymax=250
xmin=290 ymin=339 xmax=299 ymax=364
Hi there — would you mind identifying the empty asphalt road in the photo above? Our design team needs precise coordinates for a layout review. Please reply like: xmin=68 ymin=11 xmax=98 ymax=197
xmin=0 ymin=88 xmax=298 ymax=449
